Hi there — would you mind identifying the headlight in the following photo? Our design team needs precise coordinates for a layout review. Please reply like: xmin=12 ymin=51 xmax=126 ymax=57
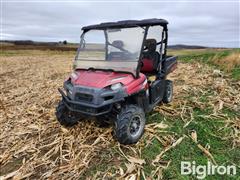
xmin=71 ymin=71 xmax=78 ymax=79
xmin=110 ymin=83 xmax=122 ymax=90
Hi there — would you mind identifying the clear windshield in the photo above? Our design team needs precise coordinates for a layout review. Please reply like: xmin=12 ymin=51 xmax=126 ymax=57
xmin=74 ymin=27 xmax=145 ymax=75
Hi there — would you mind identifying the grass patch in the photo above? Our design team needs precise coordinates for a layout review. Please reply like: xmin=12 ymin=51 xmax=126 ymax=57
xmin=141 ymin=85 xmax=239 ymax=179
xmin=179 ymin=49 xmax=240 ymax=80
xmin=160 ymin=107 xmax=240 ymax=179
xmin=231 ymin=67 xmax=240 ymax=80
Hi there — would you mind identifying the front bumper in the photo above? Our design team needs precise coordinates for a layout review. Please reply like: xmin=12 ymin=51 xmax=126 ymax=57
xmin=59 ymin=88 xmax=113 ymax=116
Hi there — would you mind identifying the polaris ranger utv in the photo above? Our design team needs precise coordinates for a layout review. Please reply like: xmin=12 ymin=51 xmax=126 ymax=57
xmin=56 ymin=19 xmax=177 ymax=144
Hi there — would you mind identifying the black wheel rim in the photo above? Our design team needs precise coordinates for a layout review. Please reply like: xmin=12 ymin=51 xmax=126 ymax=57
xmin=129 ymin=115 xmax=141 ymax=136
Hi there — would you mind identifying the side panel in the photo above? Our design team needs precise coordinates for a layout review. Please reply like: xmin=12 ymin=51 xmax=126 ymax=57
xmin=162 ymin=56 xmax=177 ymax=76
xmin=125 ymin=73 xmax=146 ymax=95
xmin=149 ymin=79 xmax=165 ymax=104
xmin=131 ymin=90 xmax=150 ymax=112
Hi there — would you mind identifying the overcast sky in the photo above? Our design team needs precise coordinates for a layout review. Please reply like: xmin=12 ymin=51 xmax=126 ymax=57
xmin=1 ymin=0 xmax=239 ymax=47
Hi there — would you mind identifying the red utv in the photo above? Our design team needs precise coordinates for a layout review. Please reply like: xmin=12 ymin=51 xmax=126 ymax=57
xmin=56 ymin=19 xmax=177 ymax=144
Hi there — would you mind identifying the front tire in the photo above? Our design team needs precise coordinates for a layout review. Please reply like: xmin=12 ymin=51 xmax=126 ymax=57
xmin=55 ymin=100 xmax=79 ymax=127
xmin=114 ymin=105 xmax=146 ymax=145
xmin=162 ymin=80 xmax=173 ymax=103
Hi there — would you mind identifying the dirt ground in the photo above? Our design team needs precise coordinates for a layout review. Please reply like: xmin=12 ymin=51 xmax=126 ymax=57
xmin=0 ymin=52 xmax=239 ymax=179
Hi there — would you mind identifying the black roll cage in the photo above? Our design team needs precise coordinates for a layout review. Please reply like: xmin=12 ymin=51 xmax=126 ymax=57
xmin=75 ymin=24 xmax=168 ymax=78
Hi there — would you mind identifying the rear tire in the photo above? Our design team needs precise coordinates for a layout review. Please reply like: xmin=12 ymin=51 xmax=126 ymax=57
xmin=55 ymin=100 xmax=80 ymax=127
xmin=114 ymin=105 xmax=146 ymax=145
xmin=162 ymin=80 xmax=173 ymax=103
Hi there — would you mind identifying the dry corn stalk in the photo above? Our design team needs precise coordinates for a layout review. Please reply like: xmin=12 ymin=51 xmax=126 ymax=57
xmin=0 ymin=52 xmax=239 ymax=179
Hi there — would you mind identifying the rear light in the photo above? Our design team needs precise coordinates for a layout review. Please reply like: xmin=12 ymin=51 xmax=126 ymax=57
xmin=170 ymin=62 xmax=177 ymax=72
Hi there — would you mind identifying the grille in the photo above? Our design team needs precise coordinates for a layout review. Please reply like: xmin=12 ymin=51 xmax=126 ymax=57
xmin=75 ymin=93 xmax=93 ymax=103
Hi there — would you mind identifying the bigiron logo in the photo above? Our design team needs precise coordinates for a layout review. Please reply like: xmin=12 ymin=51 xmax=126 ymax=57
xmin=181 ymin=161 xmax=237 ymax=179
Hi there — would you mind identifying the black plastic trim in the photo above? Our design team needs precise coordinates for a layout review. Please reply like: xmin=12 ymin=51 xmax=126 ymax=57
xmin=59 ymin=88 xmax=113 ymax=116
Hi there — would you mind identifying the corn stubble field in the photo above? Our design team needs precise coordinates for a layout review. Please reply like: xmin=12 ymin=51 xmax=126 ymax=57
xmin=0 ymin=47 xmax=240 ymax=179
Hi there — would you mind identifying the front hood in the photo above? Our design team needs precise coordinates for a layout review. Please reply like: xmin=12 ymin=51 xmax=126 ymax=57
xmin=70 ymin=70 xmax=136 ymax=88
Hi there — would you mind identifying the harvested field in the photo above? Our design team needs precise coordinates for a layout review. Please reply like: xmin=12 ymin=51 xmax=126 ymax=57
xmin=0 ymin=49 xmax=240 ymax=179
